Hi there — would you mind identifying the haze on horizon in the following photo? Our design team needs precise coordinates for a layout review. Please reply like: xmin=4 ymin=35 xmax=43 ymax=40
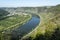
xmin=0 ymin=0 xmax=60 ymax=7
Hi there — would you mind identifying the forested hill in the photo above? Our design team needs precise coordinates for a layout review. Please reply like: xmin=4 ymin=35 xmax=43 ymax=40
xmin=0 ymin=9 xmax=10 ymax=17
xmin=0 ymin=9 xmax=10 ymax=19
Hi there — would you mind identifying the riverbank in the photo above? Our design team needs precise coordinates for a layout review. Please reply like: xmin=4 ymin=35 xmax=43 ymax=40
xmin=3 ymin=14 xmax=32 ymax=31
xmin=21 ymin=14 xmax=41 ymax=40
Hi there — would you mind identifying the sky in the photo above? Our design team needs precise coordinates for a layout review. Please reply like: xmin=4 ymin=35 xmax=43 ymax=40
xmin=0 ymin=0 xmax=60 ymax=7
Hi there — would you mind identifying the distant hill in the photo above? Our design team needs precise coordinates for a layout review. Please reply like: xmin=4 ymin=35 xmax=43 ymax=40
xmin=0 ymin=9 xmax=10 ymax=19
xmin=47 ymin=4 xmax=60 ymax=15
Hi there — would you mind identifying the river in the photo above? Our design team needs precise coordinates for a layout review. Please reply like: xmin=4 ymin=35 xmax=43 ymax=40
xmin=11 ymin=15 xmax=40 ymax=40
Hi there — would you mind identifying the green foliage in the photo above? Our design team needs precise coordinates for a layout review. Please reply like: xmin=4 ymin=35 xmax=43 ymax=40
xmin=0 ymin=9 xmax=10 ymax=19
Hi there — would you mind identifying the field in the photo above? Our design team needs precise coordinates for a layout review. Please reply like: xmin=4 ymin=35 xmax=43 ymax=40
xmin=0 ymin=14 xmax=31 ymax=30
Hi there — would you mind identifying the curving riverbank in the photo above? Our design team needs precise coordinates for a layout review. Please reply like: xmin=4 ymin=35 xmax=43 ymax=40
xmin=21 ymin=14 xmax=41 ymax=40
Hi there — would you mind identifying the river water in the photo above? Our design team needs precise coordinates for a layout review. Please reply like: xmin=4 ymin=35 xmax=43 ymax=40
xmin=11 ymin=15 xmax=40 ymax=40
